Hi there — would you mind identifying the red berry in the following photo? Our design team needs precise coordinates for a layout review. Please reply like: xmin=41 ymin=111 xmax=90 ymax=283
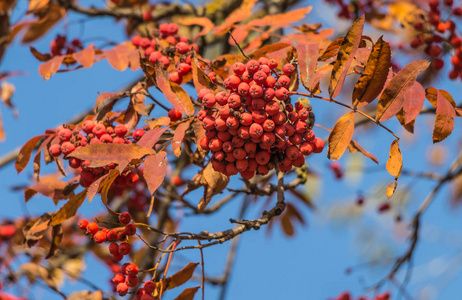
xmin=57 ymin=128 xmax=72 ymax=141
xmin=131 ymin=36 xmax=142 ymax=47
xmin=133 ymin=128 xmax=145 ymax=140
xmin=119 ymin=242 xmax=132 ymax=255
xmin=117 ymin=283 xmax=129 ymax=296
xmin=168 ymin=108 xmax=182 ymax=121
xmin=232 ymin=62 xmax=246 ymax=75
xmin=168 ymin=23 xmax=179 ymax=35
xmin=378 ymin=202 xmax=391 ymax=213
xmin=86 ymin=222 xmax=99 ymax=235
xmin=126 ymin=263 xmax=139 ymax=276
xmin=49 ymin=144 xmax=61 ymax=157
xmin=143 ymin=281 xmax=156 ymax=293
xmin=109 ymin=242 xmax=119 ymax=254
xmin=118 ymin=212 xmax=131 ymax=224
xmin=112 ymin=272 xmax=125 ymax=284
xmin=432 ymin=58 xmax=444 ymax=70
xmin=142 ymin=10 xmax=152 ymax=21
xmin=283 ymin=63 xmax=295 ymax=75
xmin=311 ymin=137 xmax=325 ymax=153
xmin=93 ymin=231 xmax=107 ymax=243
xmin=77 ymin=219 xmax=88 ymax=230
xmin=124 ymin=223 xmax=137 ymax=236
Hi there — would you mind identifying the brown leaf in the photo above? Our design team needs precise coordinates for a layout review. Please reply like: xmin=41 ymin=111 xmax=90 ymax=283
xmin=319 ymin=38 xmax=343 ymax=61
xmin=50 ymin=190 xmax=87 ymax=226
xmin=143 ymin=151 xmax=168 ymax=196
xmin=15 ymin=134 xmax=47 ymax=173
xmin=433 ymin=90 xmax=456 ymax=143
xmin=297 ymin=43 xmax=319 ymax=91
xmin=247 ymin=6 xmax=312 ymax=28
xmin=155 ymin=63 xmax=194 ymax=116
xmin=22 ymin=5 xmax=65 ymax=43
xmin=165 ymin=262 xmax=199 ymax=290
xmin=24 ymin=176 xmax=68 ymax=204
xmin=46 ymin=224 xmax=63 ymax=258
xmin=172 ymin=121 xmax=190 ymax=157
xmin=281 ymin=210 xmax=294 ymax=236
xmin=198 ymin=163 xmax=229 ymax=211
xmin=173 ymin=286 xmax=201 ymax=300
xmin=72 ymin=44 xmax=95 ymax=68
xmin=396 ymin=110 xmax=415 ymax=133
xmin=327 ymin=111 xmax=355 ymax=161
xmin=376 ymin=60 xmax=430 ymax=122
xmin=192 ymin=118 xmax=206 ymax=156
xmin=136 ymin=127 xmax=168 ymax=149
xmin=98 ymin=169 xmax=119 ymax=214
xmin=38 ymin=55 xmax=64 ymax=80
xmin=402 ymin=81 xmax=425 ymax=124
xmin=347 ymin=140 xmax=379 ymax=164
xmin=213 ymin=0 xmax=258 ymax=35
xmin=29 ymin=46 xmax=52 ymax=61
xmin=69 ymin=143 xmax=155 ymax=169
xmin=352 ymin=36 xmax=391 ymax=108
xmin=178 ymin=17 xmax=214 ymax=40
xmin=386 ymin=139 xmax=402 ymax=178
xmin=23 ymin=213 xmax=51 ymax=247
xmin=329 ymin=15 xmax=365 ymax=98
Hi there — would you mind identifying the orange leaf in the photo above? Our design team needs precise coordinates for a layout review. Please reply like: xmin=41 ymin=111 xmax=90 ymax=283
xmin=228 ymin=25 xmax=249 ymax=45
xmin=402 ymin=81 xmax=425 ymax=124
xmin=327 ymin=111 xmax=355 ymax=161
xmin=38 ymin=55 xmax=64 ymax=80
xmin=347 ymin=140 xmax=379 ymax=164
xmin=15 ymin=134 xmax=47 ymax=173
xmin=72 ymin=44 xmax=95 ymax=68
xmin=165 ymin=262 xmax=199 ymax=290
xmin=0 ymin=109 xmax=4 ymax=141
xmin=49 ymin=190 xmax=87 ymax=226
xmin=309 ymin=64 xmax=333 ymax=93
xmin=386 ymin=180 xmax=397 ymax=200
xmin=247 ymin=6 xmax=312 ymax=28
xmin=192 ymin=119 xmax=206 ymax=156
xmin=329 ymin=15 xmax=365 ymax=98
xmin=155 ymin=63 xmax=194 ymax=116
xmin=376 ymin=60 xmax=430 ymax=122
xmin=213 ymin=0 xmax=258 ymax=35
xmin=433 ymin=90 xmax=456 ymax=143
xmin=173 ymin=286 xmax=200 ymax=300
xmin=248 ymin=42 xmax=292 ymax=60
xmin=144 ymin=117 xmax=170 ymax=129
xmin=172 ymin=121 xmax=191 ymax=157
xmin=178 ymin=17 xmax=214 ymax=40
xmin=136 ymin=127 xmax=168 ymax=149
xmin=68 ymin=143 xmax=155 ymax=169
xmin=297 ymin=43 xmax=319 ymax=91
xmin=27 ymin=0 xmax=50 ymax=13
xmin=143 ymin=151 xmax=167 ymax=196
xmin=352 ymin=36 xmax=391 ymax=108
xmin=386 ymin=139 xmax=402 ymax=178
xmin=104 ymin=44 xmax=133 ymax=71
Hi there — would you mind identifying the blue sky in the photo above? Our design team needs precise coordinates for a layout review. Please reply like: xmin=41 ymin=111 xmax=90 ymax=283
xmin=1 ymin=0 xmax=462 ymax=299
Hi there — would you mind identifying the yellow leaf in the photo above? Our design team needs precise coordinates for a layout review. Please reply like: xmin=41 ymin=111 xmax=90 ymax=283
xmin=327 ymin=111 xmax=355 ymax=161
xmin=386 ymin=139 xmax=402 ymax=178
xmin=386 ymin=180 xmax=397 ymax=200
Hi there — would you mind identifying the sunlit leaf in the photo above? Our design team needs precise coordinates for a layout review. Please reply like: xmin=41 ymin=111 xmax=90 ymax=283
xmin=328 ymin=111 xmax=355 ymax=161
xmin=72 ymin=44 xmax=95 ymax=68
xmin=347 ymin=140 xmax=379 ymax=164
xmin=178 ymin=17 xmax=214 ymax=40
xmin=38 ymin=55 xmax=64 ymax=80
xmin=165 ymin=262 xmax=199 ymax=290
xmin=173 ymin=286 xmax=200 ymax=300
xmin=433 ymin=89 xmax=456 ymax=143
xmin=172 ymin=121 xmax=190 ymax=157
xmin=297 ymin=43 xmax=319 ymax=91
xmin=213 ymin=0 xmax=258 ymax=35
xmin=386 ymin=139 xmax=402 ymax=178
xmin=15 ymin=134 xmax=47 ymax=173
xmin=50 ymin=190 xmax=87 ymax=226
xmin=247 ymin=6 xmax=312 ymax=28
xmin=352 ymin=37 xmax=391 ymax=108
xmin=143 ymin=151 xmax=168 ymax=196
xmin=329 ymin=15 xmax=365 ymax=98
xmin=402 ymin=81 xmax=425 ymax=124
xmin=376 ymin=60 xmax=430 ymax=122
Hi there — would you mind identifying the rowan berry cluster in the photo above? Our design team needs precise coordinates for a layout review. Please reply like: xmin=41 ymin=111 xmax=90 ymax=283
xmin=197 ymin=58 xmax=324 ymax=178
xmin=332 ymin=291 xmax=390 ymax=300
xmin=412 ymin=0 xmax=462 ymax=80
xmin=131 ymin=22 xmax=199 ymax=84
xmin=78 ymin=213 xmax=157 ymax=299
xmin=48 ymin=121 xmax=148 ymax=188
xmin=323 ymin=0 xmax=374 ymax=19
xmin=49 ymin=35 xmax=82 ymax=56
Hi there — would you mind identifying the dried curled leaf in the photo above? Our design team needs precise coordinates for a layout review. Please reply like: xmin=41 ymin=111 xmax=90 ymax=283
xmin=50 ymin=190 xmax=87 ymax=226
xmin=328 ymin=111 xmax=355 ymax=161
xmin=23 ymin=213 xmax=51 ymax=247
xmin=329 ymin=15 xmax=365 ymax=98
xmin=15 ymin=134 xmax=47 ymax=174
xmin=352 ymin=36 xmax=391 ymax=108
xmin=347 ymin=140 xmax=379 ymax=164
xmin=46 ymin=224 xmax=63 ymax=258
xmin=386 ymin=180 xmax=398 ymax=200
xmin=432 ymin=90 xmax=456 ymax=143
xmin=173 ymin=286 xmax=201 ymax=300
xmin=386 ymin=139 xmax=402 ymax=178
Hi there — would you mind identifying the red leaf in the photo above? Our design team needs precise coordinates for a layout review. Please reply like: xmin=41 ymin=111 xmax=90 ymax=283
xmin=38 ymin=55 xmax=64 ymax=80
xmin=402 ymin=81 xmax=425 ymax=124
xmin=15 ymin=134 xmax=47 ymax=173
xmin=297 ymin=43 xmax=319 ymax=91
xmin=172 ymin=121 xmax=190 ymax=157
xmin=143 ymin=151 xmax=167 ymax=196
xmin=136 ymin=127 xmax=168 ymax=149
xmin=72 ymin=44 xmax=95 ymax=68
xmin=433 ymin=90 xmax=456 ymax=143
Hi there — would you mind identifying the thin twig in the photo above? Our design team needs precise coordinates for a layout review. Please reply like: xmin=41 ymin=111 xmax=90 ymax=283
xmin=228 ymin=31 xmax=250 ymax=60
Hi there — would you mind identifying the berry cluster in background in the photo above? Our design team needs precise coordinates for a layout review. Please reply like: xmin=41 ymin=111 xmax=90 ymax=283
xmin=331 ymin=291 xmax=391 ymax=300
xmin=197 ymin=58 xmax=324 ymax=178
xmin=49 ymin=35 xmax=83 ymax=56
xmin=78 ymin=213 xmax=157 ymax=299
